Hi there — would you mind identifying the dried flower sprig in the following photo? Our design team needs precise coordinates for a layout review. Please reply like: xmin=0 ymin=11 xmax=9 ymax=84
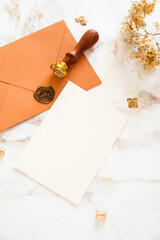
xmin=121 ymin=0 xmax=160 ymax=69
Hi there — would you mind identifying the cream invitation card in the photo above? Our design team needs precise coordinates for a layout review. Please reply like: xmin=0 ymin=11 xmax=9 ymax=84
xmin=15 ymin=82 xmax=127 ymax=205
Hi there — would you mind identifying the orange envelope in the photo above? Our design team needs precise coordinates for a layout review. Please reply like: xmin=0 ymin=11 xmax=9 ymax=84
xmin=0 ymin=20 xmax=101 ymax=132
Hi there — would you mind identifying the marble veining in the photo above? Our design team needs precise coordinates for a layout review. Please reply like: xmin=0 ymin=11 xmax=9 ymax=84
xmin=0 ymin=0 xmax=160 ymax=239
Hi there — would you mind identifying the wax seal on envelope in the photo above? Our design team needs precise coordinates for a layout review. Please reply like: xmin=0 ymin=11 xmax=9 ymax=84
xmin=50 ymin=29 xmax=99 ymax=78
xmin=33 ymin=86 xmax=55 ymax=104
xmin=0 ymin=20 xmax=102 ymax=132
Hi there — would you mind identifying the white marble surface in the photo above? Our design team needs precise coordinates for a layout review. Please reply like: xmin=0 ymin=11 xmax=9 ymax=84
xmin=0 ymin=0 xmax=160 ymax=239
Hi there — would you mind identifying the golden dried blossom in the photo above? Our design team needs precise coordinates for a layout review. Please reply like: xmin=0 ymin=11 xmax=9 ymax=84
xmin=121 ymin=0 xmax=160 ymax=69
xmin=80 ymin=19 xmax=87 ymax=26
xmin=127 ymin=98 xmax=138 ymax=108
xmin=75 ymin=16 xmax=87 ymax=26
xmin=154 ymin=22 xmax=160 ymax=31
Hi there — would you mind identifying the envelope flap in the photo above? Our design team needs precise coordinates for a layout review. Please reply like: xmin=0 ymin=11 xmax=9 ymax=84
xmin=56 ymin=23 xmax=102 ymax=90
xmin=0 ymin=81 xmax=8 ymax=110
xmin=0 ymin=20 xmax=66 ymax=91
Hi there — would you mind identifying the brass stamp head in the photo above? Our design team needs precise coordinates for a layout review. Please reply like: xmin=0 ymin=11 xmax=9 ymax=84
xmin=50 ymin=61 xmax=68 ymax=79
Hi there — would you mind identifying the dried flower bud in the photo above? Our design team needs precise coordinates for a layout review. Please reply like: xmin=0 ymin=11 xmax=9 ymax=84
xmin=0 ymin=147 xmax=5 ymax=158
xmin=80 ymin=19 xmax=87 ymax=26
xmin=127 ymin=98 xmax=138 ymax=108
xmin=75 ymin=17 xmax=80 ymax=23
xmin=154 ymin=22 xmax=160 ymax=31
xmin=79 ymin=16 xmax=85 ymax=21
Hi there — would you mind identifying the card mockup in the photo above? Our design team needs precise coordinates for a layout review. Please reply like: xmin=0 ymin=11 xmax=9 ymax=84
xmin=15 ymin=82 xmax=127 ymax=205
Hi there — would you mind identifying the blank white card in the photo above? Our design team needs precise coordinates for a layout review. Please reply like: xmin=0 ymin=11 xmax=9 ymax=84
xmin=15 ymin=82 xmax=127 ymax=205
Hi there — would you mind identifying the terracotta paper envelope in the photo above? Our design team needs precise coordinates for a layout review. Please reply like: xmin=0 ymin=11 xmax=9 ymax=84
xmin=0 ymin=20 xmax=101 ymax=132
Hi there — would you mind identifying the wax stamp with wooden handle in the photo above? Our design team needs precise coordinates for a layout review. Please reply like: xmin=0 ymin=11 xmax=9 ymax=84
xmin=50 ymin=29 xmax=99 ymax=78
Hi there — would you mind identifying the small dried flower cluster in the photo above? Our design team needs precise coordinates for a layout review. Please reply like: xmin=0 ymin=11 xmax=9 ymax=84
xmin=127 ymin=98 xmax=138 ymax=108
xmin=121 ymin=0 xmax=160 ymax=69
xmin=95 ymin=210 xmax=107 ymax=221
xmin=75 ymin=16 xmax=87 ymax=26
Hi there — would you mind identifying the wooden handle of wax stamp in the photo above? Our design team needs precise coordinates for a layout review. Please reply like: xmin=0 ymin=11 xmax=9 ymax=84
xmin=63 ymin=29 xmax=99 ymax=66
